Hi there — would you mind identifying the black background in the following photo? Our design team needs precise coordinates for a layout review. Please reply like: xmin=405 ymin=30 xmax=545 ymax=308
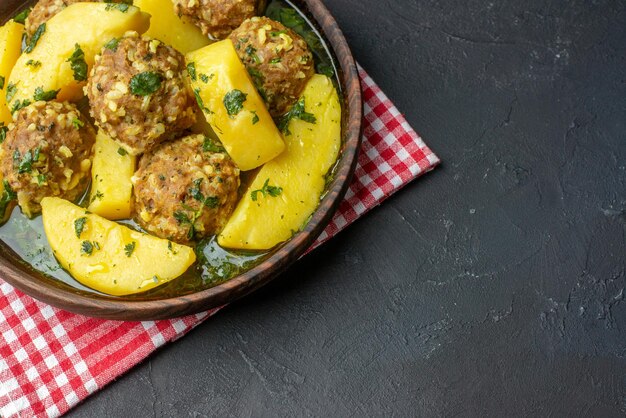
xmin=69 ymin=0 xmax=626 ymax=416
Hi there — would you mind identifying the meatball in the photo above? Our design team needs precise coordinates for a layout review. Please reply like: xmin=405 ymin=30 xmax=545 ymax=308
xmin=172 ymin=0 xmax=262 ymax=40
xmin=132 ymin=134 xmax=240 ymax=243
xmin=229 ymin=17 xmax=314 ymax=117
xmin=86 ymin=32 xmax=197 ymax=156
xmin=0 ymin=101 xmax=95 ymax=217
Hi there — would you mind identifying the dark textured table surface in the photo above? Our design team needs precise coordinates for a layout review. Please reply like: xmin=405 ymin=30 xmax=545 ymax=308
xmin=69 ymin=0 xmax=626 ymax=416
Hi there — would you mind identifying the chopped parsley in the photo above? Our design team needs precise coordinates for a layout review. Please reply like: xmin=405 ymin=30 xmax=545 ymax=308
xmin=0 ymin=76 xmax=4 ymax=90
xmin=251 ymin=178 xmax=283 ymax=201
xmin=25 ymin=23 xmax=46 ymax=54
xmin=0 ymin=123 xmax=7 ymax=143
xmin=202 ymin=136 xmax=225 ymax=153
xmin=269 ymin=57 xmax=282 ymax=64
xmin=71 ymin=117 xmax=84 ymax=130
xmin=13 ymin=8 xmax=31 ymax=25
xmin=124 ymin=242 xmax=136 ymax=257
xmin=316 ymin=62 xmax=335 ymax=78
xmin=33 ymin=86 xmax=59 ymax=102
xmin=67 ymin=44 xmax=88 ymax=82
xmin=117 ymin=147 xmax=128 ymax=156
xmin=15 ymin=147 xmax=40 ymax=174
xmin=187 ymin=62 xmax=197 ymax=81
xmin=167 ymin=240 xmax=178 ymax=254
xmin=251 ymin=111 xmax=259 ymax=125
xmin=193 ymin=88 xmax=211 ymax=114
xmin=199 ymin=73 xmax=211 ymax=83
xmin=129 ymin=71 xmax=163 ymax=96
xmin=223 ymin=89 xmax=247 ymax=117
xmin=91 ymin=190 xmax=104 ymax=203
xmin=25 ymin=60 xmax=41 ymax=68
xmin=174 ymin=178 xmax=221 ymax=240
xmin=105 ymin=3 xmax=130 ymax=12
xmin=278 ymin=97 xmax=316 ymax=135
xmin=104 ymin=38 xmax=120 ymax=51
xmin=0 ymin=180 xmax=16 ymax=218
xmin=245 ymin=45 xmax=261 ymax=64
xmin=80 ymin=240 xmax=99 ymax=256
xmin=11 ymin=99 xmax=31 ymax=114
xmin=6 ymin=82 xmax=17 ymax=102
xmin=74 ymin=217 xmax=87 ymax=238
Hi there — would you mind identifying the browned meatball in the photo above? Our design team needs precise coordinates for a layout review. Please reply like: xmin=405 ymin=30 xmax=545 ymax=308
xmin=132 ymin=134 xmax=240 ymax=243
xmin=172 ymin=0 xmax=263 ymax=40
xmin=229 ymin=17 xmax=314 ymax=117
xmin=0 ymin=101 xmax=95 ymax=217
xmin=86 ymin=32 xmax=197 ymax=156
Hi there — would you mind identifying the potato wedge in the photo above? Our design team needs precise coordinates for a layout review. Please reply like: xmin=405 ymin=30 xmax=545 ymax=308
xmin=135 ymin=0 xmax=211 ymax=54
xmin=186 ymin=39 xmax=285 ymax=171
xmin=7 ymin=3 xmax=150 ymax=109
xmin=218 ymin=74 xmax=341 ymax=250
xmin=42 ymin=197 xmax=196 ymax=296
xmin=0 ymin=20 xmax=24 ymax=124
xmin=88 ymin=131 xmax=136 ymax=220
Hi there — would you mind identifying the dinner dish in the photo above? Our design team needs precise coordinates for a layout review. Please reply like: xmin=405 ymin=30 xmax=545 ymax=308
xmin=0 ymin=0 xmax=361 ymax=320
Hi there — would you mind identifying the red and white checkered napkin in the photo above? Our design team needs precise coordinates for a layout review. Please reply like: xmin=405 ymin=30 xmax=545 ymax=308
xmin=0 ymin=66 xmax=439 ymax=417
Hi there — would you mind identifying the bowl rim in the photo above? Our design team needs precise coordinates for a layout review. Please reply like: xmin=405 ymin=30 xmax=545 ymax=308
xmin=0 ymin=0 xmax=363 ymax=320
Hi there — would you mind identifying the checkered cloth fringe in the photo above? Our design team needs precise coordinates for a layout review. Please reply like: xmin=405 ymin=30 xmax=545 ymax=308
xmin=0 ymin=65 xmax=439 ymax=417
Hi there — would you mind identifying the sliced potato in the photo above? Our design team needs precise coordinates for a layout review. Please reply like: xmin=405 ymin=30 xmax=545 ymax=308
xmin=218 ymin=74 xmax=341 ymax=250
xmin=185 ymin=39 xmax=285 ymax=171
xmin=0 ymin=20 xmax=24 ymax=124
xmin=135 ymin=0 xmax=211 ymax=54
xmin=42 ymin=197 xmax=196 ymax=296
xmin=7 ymin=3 xmax=150 ymax=108
xmin=88 ymin=131 xmax=136 ymax=220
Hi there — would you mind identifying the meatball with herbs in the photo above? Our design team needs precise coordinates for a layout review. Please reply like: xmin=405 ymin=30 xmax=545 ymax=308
xmin=172 ymin=0 xmax=263 ymax=40
xmin=86 ymin=32 xmax=197 ymax=156
xmin=132 ymin=134 xmax=240 ymax=244
xmin=229 ymin=16 xmax=314 ymax=117
xmin=0 ymin=101 xmax=95 ymax=218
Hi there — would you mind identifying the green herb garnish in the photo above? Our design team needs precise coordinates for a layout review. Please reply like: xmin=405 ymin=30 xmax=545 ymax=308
xmin=80 ymin=240 xmax=97 ymax=256
xmin=187 ymin=62 xmax=197 ymax=81
xmin=0 ymin=180 xmax=16 ymax=218
xmin=269 ymin=57 xmax=282 ymax=64
xmin=251 ymin=111 xmax=259 ymax=125
xmin=13 ymin=8 xmax=31 ymax=25
xmin=278 ymin=97 xmax=316 ymax=135
xmin=124 ymin=242 xmax=136 ymax=257
xmin=6 ymin=82 xmax=17 ymax=102
xmin=199 ymin=73 xmax=211 ymax=83
xmin=25 ymin=60 xmax=41 ymax=68
xmin=10 ymin=99 xmax=31 ymax=113
xmin=117 ymin=147 xmax=128 ymax=156
xmin=105 ymin=3 xmax=130 ymax=12
xmin=202 ymin=136 xmax=225 ymax=153
xmin=193 ymin=88 xmax=211 ymax=114
xmin=25 ymin=23 xmax=45 ymax=54
xmin=74 ymin=217 xmax=87 ymax=238
xmin=0 ymin=123 xmax=7 ymax=143
xmin=33 ymin=86 xmax=59 ymax=102
xmin=0 ymin=76 xmax=5 ymax=90
xmin=103 ymin=38 xmax=120 ymax=51
xmin=251 ymin=178 xmax=283 ymax=201
xmin=223 ymin=89 xmax=247 ymax=117
xmin=15 ymin=147 xmax=40 ymax=174
xmin=129 ymin=71 xmax=163 ymax=96
xmin=71 ymin=117 xmax=84 ymax=130
xmin=67 ymin=44 xmax=88 ymax=82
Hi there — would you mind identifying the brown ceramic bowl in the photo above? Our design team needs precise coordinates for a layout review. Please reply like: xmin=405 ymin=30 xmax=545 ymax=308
xmin=0 ymin=0 xmax=362 ymax=320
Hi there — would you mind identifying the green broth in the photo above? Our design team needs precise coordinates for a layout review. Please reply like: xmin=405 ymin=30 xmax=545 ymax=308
xmin=0 ymin=0 xmax=340 ymax=300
